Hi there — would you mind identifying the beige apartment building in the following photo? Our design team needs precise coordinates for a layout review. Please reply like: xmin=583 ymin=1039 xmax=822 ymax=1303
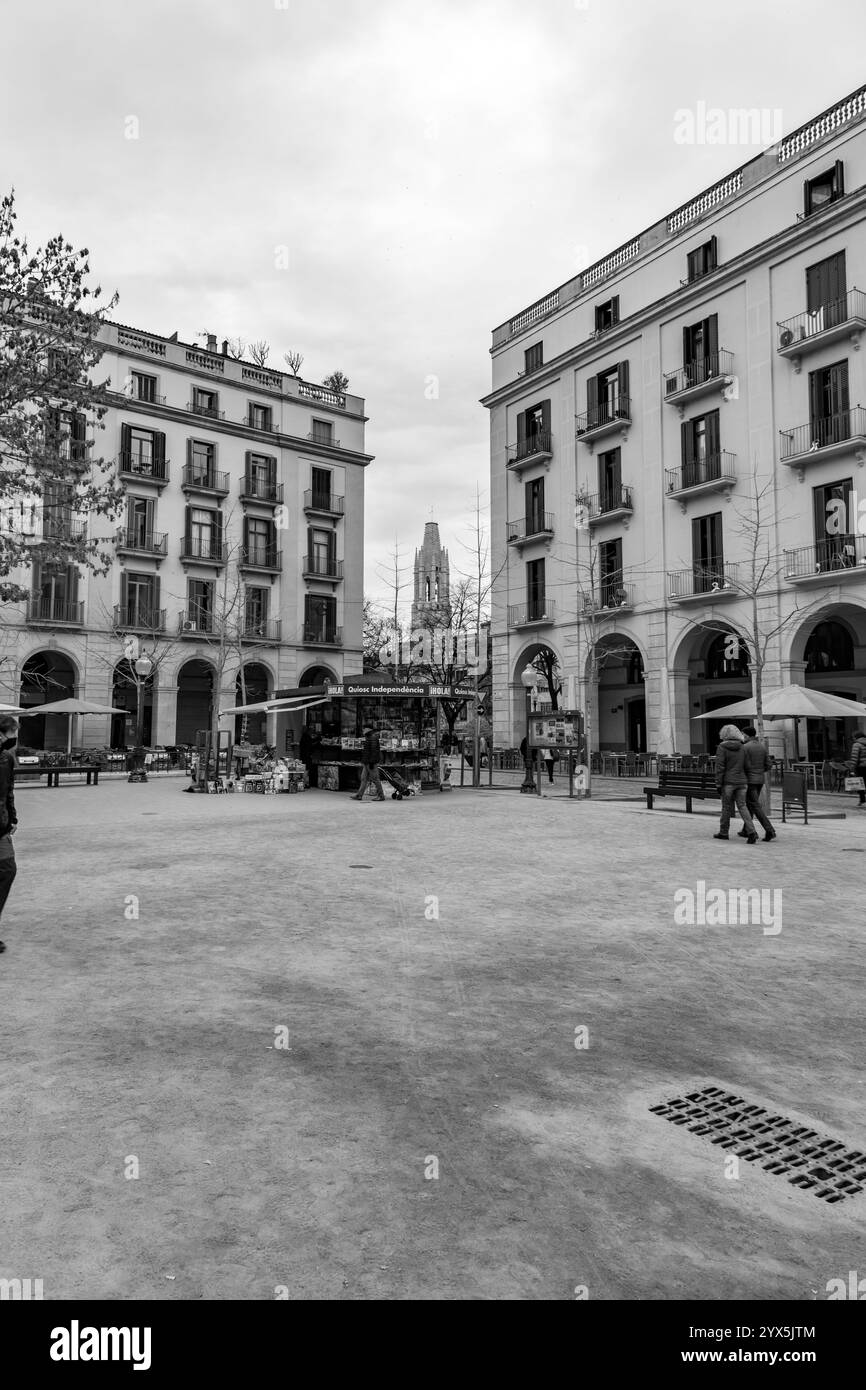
xmin=484 ymin=84 xmax=866 ymax=762
xmin=4 ymin=325 xmax=370 ymax=751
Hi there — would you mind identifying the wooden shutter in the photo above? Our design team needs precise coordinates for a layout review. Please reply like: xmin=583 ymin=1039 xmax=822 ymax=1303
xmin=326 ymin=529 xmax=336 ymax=567
xmin=213 ymin=509 xmax=223 ymax=555
xmin=121 ymin=422 xmax=131 ymax=461
xmin=119 ymin=571 xmax=128 ymax=614
xmin=244 ymin=451 xmax=252 ymax=488
xmin=184 ymin=505 xmax=192 ymax=544
xmin=586 ymin=375 xmax=598 ymax=422
xmin=186 ymin=439 xmax=194 ymax=470
xmin=145 ymin=497 xmax=155 ymax=537
xmin=681 ymin=419 xmax=695 ymax=470
xmin=267 ymin=456 xmax=277 ymax=489
xmin=617 ymin=360 xmax=630 ymax=410
xmin=152 ymin=576 xmax=161 ymax=619
xmin=540 ymin=400 xmax=551 ymax=436
xmin=242 ymin=516 xmax=250 ymax=552
xmin=516 ymin=409 xmax=526 ymax=450
xmin=610 ymin=295 xmax=620 ymax=326
xmin=710 ymin=514 xmax=723 ymax=567
xmin=691 ymin=515 xmax=704 ymax=567
xmin=682 ymin=325 xmax=692 ymax=367
xmin=707 ymin=236 xmax=717 ymax=271
xmin=706 ymin=314 xmax=718 ymax=361
xmin=687 ymin=247 xmax=698 ymax=282
xmin=830 ymin=362 xmax=850 ymax=416
xmin=307 ymin=526 xmax=314 ymax=566
xmin=706 ymin=409 xmax=721 ymax=458
xmin=834 ymin=160 xmax=845 ymax=200
xmin=804 ymin=178 xmax=812 ymax=218
xmin=153 ymin=432 xmax=165 ymax=470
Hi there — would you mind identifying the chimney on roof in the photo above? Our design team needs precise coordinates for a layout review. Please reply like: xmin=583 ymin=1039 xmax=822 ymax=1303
xmin=206 ymin=333 xmax=217 ymax=353
xmin=167 ymin=331 xmax=178 ymax=343
xmin=221 ymin=339 xmax=228 ymax=356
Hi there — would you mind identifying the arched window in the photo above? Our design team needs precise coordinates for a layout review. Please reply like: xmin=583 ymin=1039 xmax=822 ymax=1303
xmin=425 ymin=577 xmax=431 ymax=602
xmin=705 ymin=633 xmax=750 ymax=680
xmin=805 ymin=620 xmax=854 ymax=673
xmin=435 ymin=577 xmax=440 ymax=602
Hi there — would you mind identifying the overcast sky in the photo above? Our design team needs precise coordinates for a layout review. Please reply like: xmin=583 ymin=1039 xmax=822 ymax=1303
xmin=3 ymin=0 xmax=866 ymax=609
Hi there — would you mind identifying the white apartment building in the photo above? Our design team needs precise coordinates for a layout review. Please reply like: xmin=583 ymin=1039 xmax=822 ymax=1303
xmin=484 ymin=84 xmax=866 ymax=762
xmin=4 ymin=325 xmax=371 ymax=751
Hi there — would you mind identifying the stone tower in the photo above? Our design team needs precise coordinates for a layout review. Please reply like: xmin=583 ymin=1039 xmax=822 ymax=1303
xmin=411 ymin=521 xmax=450 ymax=632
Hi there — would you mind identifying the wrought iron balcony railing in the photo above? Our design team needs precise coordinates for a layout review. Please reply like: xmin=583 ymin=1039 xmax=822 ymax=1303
xmin=663 ymin=349 xmax=734 ymax=398
xmin=784 ymin=535 xmax=866 ymax=579
xmin=115 ymin=528 xmax=168 ymax=556
xmin=240 ymin=476 xmax=284 ymax=504
xmin=586 ymin=484 xmax=634 ymax=520
xmin=303 ymin=488 xmax=345 ymax=515
xmin=303 ymin=625 xmax=342 ymax=645
xmin=506 ymin=512 xmax=554 ymax=543
xmin=667 ymin=563 xmax=739 ymax=600
xmin=188 ymin=401 xmax=225 ymax=419
xmin=240 ymin=547 xmax=282 ymax=571
xmin=40 ymin=517 xmax=88 ymax=543
xmin=181 ymin=464 xmax=230 ymax=495
xmin=113 ymin=604 xmax=166 ymax=632
xmin=178 ymin=609 xmax=215 ymax=635
xmin=666 ymin=452 xmax=737 ymax=494
xmin=242 ymin=618 xmax=282 ymax=642
xmin=582 ymin=580 xmax=636 ymax=613
xmin=180 ymin=537 xmax=225 ymax=563
xmin=779 ymin=408 xmax=866 ymax=461
xmin=302 ymin=554 xmax=343 ymax=579
xmin=118 ymin=452 xmax=169 ymax=482
xmin=506 ymin=429 xmax=553 ymax=468
xmin=507 ymin=599 xmax=555 ymax=626
xmin=777 ymin=289 xmax=866 ymax=353
xmin=575 ymin=394 xmax=630 ymax=437
xmin=27 ymin=597 xmax=84 ymax=624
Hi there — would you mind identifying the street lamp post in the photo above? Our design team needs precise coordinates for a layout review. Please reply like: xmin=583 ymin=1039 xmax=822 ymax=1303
xmin=127 ymin=650 xmax=153 ymax=783
xmin=520 ymin=664 xmax=540 ymax=794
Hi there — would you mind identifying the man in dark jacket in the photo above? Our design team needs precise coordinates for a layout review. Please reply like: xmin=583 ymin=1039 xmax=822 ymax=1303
xmin=714 ymin=724 xmax=757 ymax=842
xmin=739 ymin=726 xmax=776 ymax=841
xmin=0 ymin=715 xmax=20 ymax=954
xmin=351 ymin=726 xmax=386 ymax=801
xmin=850 ymin=728 xmax=866 ymax=807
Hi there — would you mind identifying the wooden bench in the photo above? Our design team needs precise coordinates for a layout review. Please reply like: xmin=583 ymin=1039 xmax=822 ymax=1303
xmin=43 ymin=766 xmax=100 ymax=788
xmin=644 ymin=769 xmax=719 ymax=812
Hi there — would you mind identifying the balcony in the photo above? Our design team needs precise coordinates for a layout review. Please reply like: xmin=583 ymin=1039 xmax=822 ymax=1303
xmin=181 ymin=464 xmax=230 ymax=497
xmin=239 ymin=476 xmax=284 ymax=506
xmin=303 ymin=488 xmax=345 ymax=517
xmin=665 ymin=452 xmax=737 ymax=510
xmin=586 ymin=484 xmax=634 ymax=528
xmin=178 ymin=610 xmax=215 ymax=637
xmin=241 ymin=618 xmax=282 ymax=644
xmin=506 ymin=429 xmax=553 ymax=473
xmin=780 ymin=408 xmax=866 ymax=476
xmin=506 ymin=512 xmax=554 ymax=546
xmin=117 ymin=452 xmax=169 ymax=487
xmin=115 ymin=527 xmax=168 ymax=559
xmin=27 ymin=597 xmax=84 ymax=625
xmin=240 ymin=546 xmax=282 ymax=574
xmin=663 ymin=349 xmax=735 ymax=410
xmin=303 ymin=625 xmax=342 ymax=647
xmin=244 ymin=414 xmax=277 ymax=434
xmin=307 ymin=430 xmax=340 ymax=447
xmin=180 ymin=537 xmax=225 ymax=566
xmin=668 ymin=563 xmax=740 ymax=603
xmin=581 ymin=580 xmax=636 ymax=615
xmin=784 ymin=535 xmax=866 ymax=583
xmin=575 ymin=395 xmax=631 ymax=448
xmin=39 ymin=517 xmax=88 ymax=544
xmin=302 ymin=554 xmax=343 ymax=581
xmin=777 ymin=290 xmax=866 ymax=370
xmin=507 ymin=599 xmax=556 ymax=627
xmin=113 ymin=604 xmax=166 ymax=633
xmin=188 ymin=400 xmax=225 ymax=420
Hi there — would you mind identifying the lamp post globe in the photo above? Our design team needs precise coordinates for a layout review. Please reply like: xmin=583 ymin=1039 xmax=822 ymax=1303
xmin=520 ymin=663 xmax=540 ymax=792
xmin=128 ymin=652 xmax=153 ymax=784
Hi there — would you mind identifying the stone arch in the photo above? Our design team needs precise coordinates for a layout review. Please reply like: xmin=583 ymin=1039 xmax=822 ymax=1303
xmin=18 ymin=649 xmax=79 ymax=750
xmin=668 ymin=619 xmax=752 ymax=755
xmin=111 ymin=658 xmax=155 ymax=748
xmin=785 ymin=602 xmax=866 ymax=759
xmin=175 ymin=658 xmax=216 ymax=745
xmin=235 ymin=662 xmax=272 ymax=744
xmin=585 ymin=630 xmax=649 ymax=753
xmin=298 ymin=663 xmax=338 ymax=687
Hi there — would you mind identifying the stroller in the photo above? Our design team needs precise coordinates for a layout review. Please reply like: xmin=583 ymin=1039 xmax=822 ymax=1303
xmin=379 ymin=764 xmax=416 ymax=800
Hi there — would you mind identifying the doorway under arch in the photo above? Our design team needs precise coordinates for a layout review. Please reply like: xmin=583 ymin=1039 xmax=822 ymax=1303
xmin=176 ymin=660 xmax=214 ymax=745
xmin=235 ymin=663 xmax=270 ymax=743
xmin=111 ymin=659 xmax=154 ymax=748
xmin=18 ymin=651 xmax=77 ymax=750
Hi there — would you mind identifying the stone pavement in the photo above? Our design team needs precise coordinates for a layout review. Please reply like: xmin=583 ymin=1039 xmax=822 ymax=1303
xmin=1 ymin=776 xmax=864 ymax=1300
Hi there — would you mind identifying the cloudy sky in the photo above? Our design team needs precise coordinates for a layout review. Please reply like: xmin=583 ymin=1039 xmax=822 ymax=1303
xmin=3 ymin=0 xmax=865 ymax=609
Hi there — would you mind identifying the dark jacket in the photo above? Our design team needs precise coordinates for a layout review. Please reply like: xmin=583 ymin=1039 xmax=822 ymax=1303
xmin=0 ymin=748 xmax=17 ymax=837
xmin=743 ymin=737 xmax=771 ymax=785
xmin=715 ymin=737 xmax=747 ymax=789
xmin=362 ymin=731 xmax=381 ymax=768
xmin=850 ymin=734 xmax=866 ymax=770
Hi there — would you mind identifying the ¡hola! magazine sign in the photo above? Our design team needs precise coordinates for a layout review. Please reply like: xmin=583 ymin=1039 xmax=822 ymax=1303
xmin=324 ymin=682 xmax=477 ymax=701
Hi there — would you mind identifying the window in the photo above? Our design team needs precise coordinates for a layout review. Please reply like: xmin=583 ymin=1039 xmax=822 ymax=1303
xmin=526 ymin=558 xmax=545 ymax=620
xmin=525 ymin=477 xmax=545 ymax=535
xmin=120 ymin=424 xmax=166 ymax=477
xmin=32 ymin=560 xmax=78 ymax=619
xmin=804 ymin=620 xmax=854 ymax=673
xmin=806 ymin=252 xmax=847 ymax=329
xmin=48 ymin=409 xmax=87 ymax=463
xmin=705 ymin=632 xmax=750 ymax=680
xmin=812 ymin=477 xmax=854 ymax=572
xmin=121 ymin=572 xmax=159 ymax=627
xmin=188 ymin=579 xmax=214 ymax=631
xmin=189 ymin=439 xmax=216 ymax=485
xmin=311 ymin=466 xmax=332 ymax=508
xmin=42 ymin=481 xmax=74 ymax=539
xmin=691 ymin=512 xmax=725 ymax=592
xmin=599 ymin=538 xmax=624 ymax=608
xmin=245 ymin=452 xmax=277 ymax=499
xmin=311 ymin=419 xmax=333 ymax=444
xmin=594 ymin=297 xmax=619 ymax=333
xmin=249 ymin=402 xmax=273 ymax=431
xmin=185 ymin=505 xmax=222 ymax=560
xmin=131 ymin=372 xmax=157 ymax=403
xmin=585 ymin=362 xmax=630 ymax=429
xmin=686 ymin=236 xmax=718 ymax=283
xmin=524 ymin=343 xmax=543 ymax=374
xmin=245 ymin=586 xmax=269 ymax=634
xmin=598 ymin=447 xmax=622 ymax=511
xmin=192 ymin=386 xmax=219 ymax=417
xmin=681 ymin=409 xmax=721 ymax=486
xmin=304 ymin=594 xmax=337 ymax=642
xmin=516 ymin=400 xmax=551 ymax=460
xmin=804 ymin=161 xmax=844 ymax=218
xmin=127 ymin=496 xmax=154 ymax=547
xmin=307 ymin=526 xmax=336 ymax=574
xmin=808 ymin=360 xmax=850 ymax=447
xmin=245 ymin=516 xmax=275 ymax=566
xmin=683 ymin=314 xmax=719 ymax=382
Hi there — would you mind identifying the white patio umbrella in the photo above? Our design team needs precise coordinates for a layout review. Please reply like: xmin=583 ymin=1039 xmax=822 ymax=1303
xmin=19 ymin=697 xmax=126 ymax=757
xmin=693 ymin=685 xmax=866 ymax=761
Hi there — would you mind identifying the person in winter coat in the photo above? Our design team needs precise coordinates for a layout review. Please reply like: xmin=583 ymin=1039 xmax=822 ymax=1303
xmin=739 ymin=726 xmax=776 ymax=841
xmin=352 ymin=727 xmax=386 ymax=801
xmin=0 ymin=715 xmax=19 ymax=954
xmin=714 ymin=723 xmax=757 ymax=843
xmin=849 ymin=728 xmax=866 ymax=807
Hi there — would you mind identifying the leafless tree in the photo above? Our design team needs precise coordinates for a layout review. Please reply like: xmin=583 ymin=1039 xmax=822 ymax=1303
xmin=247 ymin=340 xmax=270 ymax=368
xmin=225 ymin=338 xmax=247 ymax=361
xmin=283 ymin=350 xmax=304 ymax=377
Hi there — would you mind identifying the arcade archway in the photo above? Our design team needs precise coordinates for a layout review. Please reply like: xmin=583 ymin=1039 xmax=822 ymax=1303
xmin=176 ymin=659 xmax=214 ymax=745
xmin=235 ymin=663 xmax=270 ymax=744
xmin=111 ymin=659 xmax=154 ymax=748
xmin=18 ymin=651 xmax=77 ymax=750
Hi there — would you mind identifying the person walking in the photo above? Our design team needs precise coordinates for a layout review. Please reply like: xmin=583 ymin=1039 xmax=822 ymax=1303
xmin=849 ymin=727 xmax=866 ymax=808
xmin=541 ymin=746 xmax=555 ymax=784
xmin=352 ymin=726 xmax=386 ymax=801
xmin=0 ymin=715 xmax=20 ymax=954
xmin=713 ymin=724 xmax=757 ymax=843
xmin=739 ymin=725 xmax=776 ymax=841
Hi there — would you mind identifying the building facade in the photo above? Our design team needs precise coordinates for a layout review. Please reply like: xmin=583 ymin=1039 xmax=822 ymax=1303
xmin=484 ymin=85 xmax=866 ymax=762
xmin=4 ymin=325 xmax=371 ymax=751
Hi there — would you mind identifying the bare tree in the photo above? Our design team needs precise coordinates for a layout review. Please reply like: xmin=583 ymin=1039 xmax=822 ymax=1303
xmin=453 ymin=486 xmax=506 ymax=784
xmin=225 ymin=338 xmax=247 ymax=361
xmin=247 ymin=340 xmax=270 ymax=367
xmin=374 ymin=537 xmax=413 ymax=678
xmin=283 ymin=350 xmax=304 ymax=377
xmin=363 ymin=597 xmax=394 ymax=672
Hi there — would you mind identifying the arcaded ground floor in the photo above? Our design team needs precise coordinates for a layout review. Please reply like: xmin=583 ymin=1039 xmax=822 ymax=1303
xmin=1 ymin=777 xmax=864 ymax=1300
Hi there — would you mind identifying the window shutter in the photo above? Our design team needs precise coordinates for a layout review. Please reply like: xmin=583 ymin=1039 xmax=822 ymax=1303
xmin=706 ymin=315 xmax=718 ymax=361
xmin=243 ymin=516 xmax=249 ymax=550
xmin=832 ymin=361 xmax=850 ymax=415
xmin=244 ymin=451 xmax=252 ymax=488
xmin=121 ymin=422 xmax=132 ymax=460
xmin=541 ymin=399 xmax=551 ymax=436
xmin=213 ymin=510 xmax=223 ymax=551
xmin=710 ymin=513 xmax=723 ymax=566
xmin=682 ymin=325 xmax=691 ymax=367
xmin=307 ymin=526 xmax=314 ymax=565
xmin=617 ymin=360 xmax=630 ymax=408
xmin=267 ymin=456 xmax=277 ymax=489
xmin=153 ymin=575 xmax=161 ymax=617
xmin=153 ymin=432 xmax=165 ymax=468
xmin=706 ymin=410 xmax=721 ymax=458
xmin=326 ymin=530 xmax=336 ymax=566
xmin=145 ymin=497 xmax=155 ymax=535
xmin=120 ymin=571 xmax=128 ymax=613
xmin=707 ymin=236 xmax=717 ymax=271
xmin=691 ymin=515 xmax=703 ymax=566
xmin=586 ymin=375 xmax=598 ymax=419
xmin=184 ymin=505 xmax=192 ymax=543
xmin=681 ymin=419 xmax=695 ymax=469
xmin=804 ymin=179 xmax=812 ymax=218
xmin=516 ymin=409 xmax=526 ymax=450
xmin=68 ymin=564 xmax=79 ymax=602
xmin=834 ymin=160 xmax=844 ymax=199
xmin=611 ymin=295 xmax=620 ymax=325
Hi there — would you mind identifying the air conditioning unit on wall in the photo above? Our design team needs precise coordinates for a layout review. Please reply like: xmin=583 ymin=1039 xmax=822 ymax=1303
xmin=182 ymin=619 xmax=197 ymax=632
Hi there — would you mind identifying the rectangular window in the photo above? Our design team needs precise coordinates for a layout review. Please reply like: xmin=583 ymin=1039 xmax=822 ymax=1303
xmin=808 ymin=360 xmax=850 ymax=446
xmin=245 ymin=452 xmax=276 ymax=498
xmin=188 ymin=578 xmax=214 ymax=630
xmin=192 ymin=386 xmax=219 ymax=417
xmin=249 ymin=403 xmax=273 ymax=431
xmin=186 ymin=506 xmax=221 ymax=560
xmin=189 ymin=439 xmax=215 ymax=485
xmin=681 ymin=410 xmax=721 ymax=486
xmin=245 ymin=586 xmax=269 ymax=632
xmin=812 ymin=477 xmax=854 ymax=572
xmin=683 ymin=314 xmax=719 ymax=382
xmin=691 ymin=513 xmax=724 ymax=592
xmin=598 ymin=447 xmax=622 ymax=511
xmin=311 ymin=466 xmax=332 ymax=507
xmin=120 ymin=425 xmax=166 ymax=478
xmin=524 ymin=343 xmax=543 ymax=374
xmin=125 ymin=572 xmax=156 ymax=625
xmin=525 ymin=477 xmax=545 ymax=535
xmin=127 ymin=496 xmax=154 ymax=547
xmin=52 ymin=410 xmax=87 ymax=463
xmin=585 ymin=362 xmax=629 ymax=429
xmin=516 ymin=400 xmax=551 ymax=460
xmin=594 ymin=296 xmax=619 ymax=333
xmin=686 ymin=236 xmax=718 ymax=283
xmin=131 ymin=372 xmax=157 ymax=403
xmin=804 ymin=161 xmax=844 ymax=218
xmin=806 ymin=251 xmax=847 ymax=330
xmin=246 ymin=516 xmax=272 ymax=565
xmin=526 ymin=558 xmax=545 ymax=620
xmin=304 ymin=594 xmax=337 ymax=642
xmin=34 ymin=561 xmax=78 ymax=619
xmin=599 ymin=538 xmax=624 ymax=608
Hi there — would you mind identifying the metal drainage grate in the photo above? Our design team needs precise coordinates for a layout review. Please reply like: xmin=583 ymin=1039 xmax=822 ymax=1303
xmin=650 ymin=1085 xmax=866 ymax=1203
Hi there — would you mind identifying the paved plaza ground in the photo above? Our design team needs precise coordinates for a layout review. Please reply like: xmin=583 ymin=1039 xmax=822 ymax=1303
xmin=1 ymin=773 xmax=864 ymax=1301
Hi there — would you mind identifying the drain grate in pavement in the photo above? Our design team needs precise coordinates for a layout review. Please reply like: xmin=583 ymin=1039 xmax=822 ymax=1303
xmin=650 ymin=1085 xmax=866 ymax=1203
